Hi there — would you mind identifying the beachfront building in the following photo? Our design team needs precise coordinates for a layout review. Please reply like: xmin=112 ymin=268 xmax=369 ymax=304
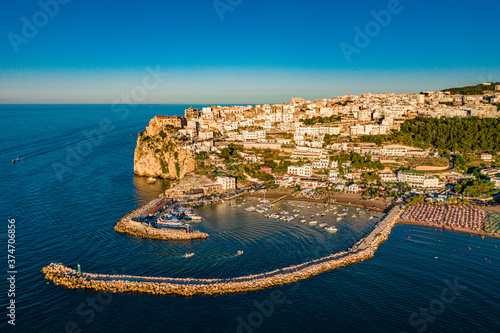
xmin=288 ymin=164 xmax=313 ymax=177
xmin=398 ymin=170 xmax=425 ymax=187
xmin=346 ymin=183 xmax=360 ymax=193
xmin=398 ymin=170 xmax=440 ymax=188
xmin=216 ymin=176 xmax=236 ymax=191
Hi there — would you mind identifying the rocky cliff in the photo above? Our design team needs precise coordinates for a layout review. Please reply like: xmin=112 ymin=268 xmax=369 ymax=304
xmin=134 ymin=119 xmax=194 ymax=179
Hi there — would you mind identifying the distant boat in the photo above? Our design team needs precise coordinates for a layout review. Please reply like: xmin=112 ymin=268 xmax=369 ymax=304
xmin=309 ymin=221 xmax=318 ymax=225
xmin=11 ymin=157 xmax=21 ymax=163
xmin=237 ymin=250 xmax=244 ymax=255
xmin=319 ymin=223 xmax=327 ymax=228
xmin=184 ymin=253 xmax=194 ymax=258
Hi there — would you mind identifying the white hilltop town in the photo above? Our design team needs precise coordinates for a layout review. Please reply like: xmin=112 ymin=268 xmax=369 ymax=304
xmin=139 ymin=83 xmax=500 ymax=204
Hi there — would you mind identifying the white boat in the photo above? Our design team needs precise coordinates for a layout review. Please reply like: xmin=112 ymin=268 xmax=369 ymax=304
xmin=319 ymin=223 xmax=327 ymax=228
xmin=325 ymin=226 xmax=338 ymax=233
xmin=186 ymin=212 xmax=202 ymax=221
xmin=157 ymin=219 xmax=187 ymax=228
xmin=337 ymin=217 xmax=342 ymax=221
xmin=352 ymin=215 xmax=357 ymax=218
xmin=147 ymin=177 xmax=157 ymax=184
xmin=300 ymin=219 xmax=307 ymax=223
xmin=237 ymin=250 xmax=244 ymax=255
xmin=184 ymin=253 xmax=194 ymax=258
xmin=309 ymin=221 xmax=318 ymax=225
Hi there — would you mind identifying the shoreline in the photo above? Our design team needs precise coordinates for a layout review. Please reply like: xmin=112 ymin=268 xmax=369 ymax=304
xmin=114 ymin=198 xmax=209 ymax=241
xmin=396 ymin=219 xmax=500 ymax=239
xmin=42 ymin=207 xmax=401 ymax=296
xmin=243 ymin=190 xmax=388 ymax=212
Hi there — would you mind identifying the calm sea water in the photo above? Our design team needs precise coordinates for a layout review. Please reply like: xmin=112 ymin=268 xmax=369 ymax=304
xmin=0 ymin=105 xmax=499 ymax=333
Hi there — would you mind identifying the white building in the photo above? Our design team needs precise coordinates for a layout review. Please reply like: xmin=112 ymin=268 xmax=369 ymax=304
xmin=398 ymin=170 xmax=439 ymax=188
xmin=381 ymin=145 xmax=408 ymax=157
xmin=346 ymin=184 xmax=360 ymax=193
xmin=312 ymin=159 xmax=330 ymax=169
xmin=489 ymin=177 xmax=500 ymax=189
xmin=243 ymin=130 xmax=266 ymax=141
xmin=379 ymin=173 xmax=397 ymax=183
xmin=198 ymin=131 xmax=214 ymax=140
xmin=216 ymin=176 xmax=236 ymax=191
xmin=329 ymin=169 xmax=339 ymax=182
xmin=288 ymin=164 xmax=313 ymax=177
xmin=398 ymin=170 xmax=426 ymax=186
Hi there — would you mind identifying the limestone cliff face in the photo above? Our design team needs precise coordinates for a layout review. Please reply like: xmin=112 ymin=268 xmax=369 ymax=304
xmin=134 ymin=120 xmax=194 ymax=179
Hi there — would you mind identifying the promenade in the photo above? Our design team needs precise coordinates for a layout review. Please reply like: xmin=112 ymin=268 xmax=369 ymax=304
xmin=358 ymin=205 xmax=401 ymax=251
xmin=43 ymin=206 xmax=402 ymax=296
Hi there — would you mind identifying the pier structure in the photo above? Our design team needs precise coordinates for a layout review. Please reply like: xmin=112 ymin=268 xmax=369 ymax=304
xmin=44 ymin=206 xmax=402 ymax=296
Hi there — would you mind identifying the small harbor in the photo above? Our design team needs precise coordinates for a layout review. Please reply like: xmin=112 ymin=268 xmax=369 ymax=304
xmin=43 ymin=206 xmax=402 ymax=296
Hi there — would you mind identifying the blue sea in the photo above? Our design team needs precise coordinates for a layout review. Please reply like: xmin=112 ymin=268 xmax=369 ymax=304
xmin=1 ymin=105 xmax=499 ymax=333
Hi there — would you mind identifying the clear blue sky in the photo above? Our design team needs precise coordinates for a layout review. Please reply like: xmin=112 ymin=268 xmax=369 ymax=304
xmin=1 ymin=0 xmax=499 ymax=104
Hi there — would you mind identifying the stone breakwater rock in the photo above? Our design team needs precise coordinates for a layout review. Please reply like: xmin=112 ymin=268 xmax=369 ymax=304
xmin=114 ymin=198 xmax=209 ymax=241
xmin=134 ymin=120 xmax=194 ymax=179
xmin=44 ymin=215 xmax=399 ymax=296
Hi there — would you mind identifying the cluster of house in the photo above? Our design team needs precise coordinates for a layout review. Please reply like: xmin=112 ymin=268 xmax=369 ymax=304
xmin=165 ymin=176 xmax=236 ymax=200
xmin=174 ymin=88 xmax=499 ymax=148
xmin=149 ymin=88 xmax=500 ymax=196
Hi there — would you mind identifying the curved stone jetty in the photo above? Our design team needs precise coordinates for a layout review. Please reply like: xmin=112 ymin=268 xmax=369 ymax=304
xmin=114 ymin=198 xmax=208 ymax=241
xmin=44 ymin=207 xmax=401 ymax=296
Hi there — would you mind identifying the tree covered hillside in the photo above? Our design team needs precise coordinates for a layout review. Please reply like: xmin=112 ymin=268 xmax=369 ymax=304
xmin=391 ymin=117 xmax=500 ymax=153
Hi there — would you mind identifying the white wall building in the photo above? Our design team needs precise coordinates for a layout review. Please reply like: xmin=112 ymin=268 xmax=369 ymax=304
xmin=216 ymin=176 xmax=236 ymax=191
xmin=288 ymin=165 xmax=313 ymax=177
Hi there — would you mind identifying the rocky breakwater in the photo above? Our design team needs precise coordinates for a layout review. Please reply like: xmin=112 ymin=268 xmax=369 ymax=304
xmin=44 ymin=208 xmax=401 ymax=296
xmin=114 ymin=198 xmax=209 ymax=241
xmin=134 ymin=116 xmax=194 ymax=179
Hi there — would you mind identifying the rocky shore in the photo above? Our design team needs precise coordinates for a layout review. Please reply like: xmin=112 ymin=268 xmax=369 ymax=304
xmin=114 ymin=198 xmax=209 ymax=241
xmin=44 ymin=208 xmax=400 ymax=296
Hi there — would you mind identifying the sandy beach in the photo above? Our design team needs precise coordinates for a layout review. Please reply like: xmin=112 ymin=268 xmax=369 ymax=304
xmin=244 ymin=189 xmax=390 ymax=212
xmin=396 ymin=219 xmax=500 ymax=239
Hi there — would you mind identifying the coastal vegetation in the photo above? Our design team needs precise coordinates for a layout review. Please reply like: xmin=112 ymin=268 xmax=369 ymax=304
xmin=454 ymin=179 xmax=495 ymax=197
xmin=362 ymin=117 xmax=500 ymax=153
xmin=440 ymin=82 xmax=500 ymax=95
